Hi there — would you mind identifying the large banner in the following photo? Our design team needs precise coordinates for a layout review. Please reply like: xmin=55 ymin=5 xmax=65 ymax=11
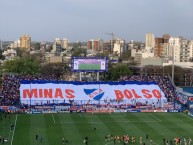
xmin=20 ymin=81 xmax=166 ymax=105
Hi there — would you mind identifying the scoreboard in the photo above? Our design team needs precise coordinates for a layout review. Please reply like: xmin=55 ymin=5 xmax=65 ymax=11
xmin=71 ymin=57 xmax=108 ymax=72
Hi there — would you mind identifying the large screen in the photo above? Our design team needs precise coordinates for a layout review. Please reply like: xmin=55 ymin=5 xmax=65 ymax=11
xmin=71 ymin=57 xmax=108 ymax=72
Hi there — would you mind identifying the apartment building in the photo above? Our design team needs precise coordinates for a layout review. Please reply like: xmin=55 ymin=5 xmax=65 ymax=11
xmin=87 ymin=38 xmax=103 ymax=51
xmin=113 ymin=39 xmax=126 ymax=56
xmin=145 ymin=33 xmax=155 ymax=49
xmin=20 ymin=34 xmax=31 ymax=51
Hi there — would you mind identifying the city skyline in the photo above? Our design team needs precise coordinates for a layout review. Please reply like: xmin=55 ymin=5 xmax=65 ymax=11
xmin=0 ymin=0 xmax=193 ymax=42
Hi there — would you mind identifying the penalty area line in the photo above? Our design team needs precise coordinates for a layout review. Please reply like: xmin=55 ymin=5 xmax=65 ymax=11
xmin=122 ymin=113 xmax=127 ymax=117
xmin=180 ymin=113 xmax=193 ymax=121
xmin=11 ymin=114 xmax=18 ymax=145
xmin=149 ymin=113 xmax=162 ymax=122
xmin=52 ymin=114 xmax=56 ymax=124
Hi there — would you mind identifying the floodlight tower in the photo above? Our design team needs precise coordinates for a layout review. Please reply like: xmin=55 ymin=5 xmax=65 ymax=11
xmin=105 ymin=32 xmax=115 ymax=51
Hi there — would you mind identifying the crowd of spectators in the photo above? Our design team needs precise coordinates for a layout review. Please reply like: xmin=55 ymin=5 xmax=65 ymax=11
xmin=119 ymin=75 xmax=176 ymax=102
xmin=0 ymin=74 xmax=176 ymax=106
xmin=1 ymin=74 xmax=58 ymax=106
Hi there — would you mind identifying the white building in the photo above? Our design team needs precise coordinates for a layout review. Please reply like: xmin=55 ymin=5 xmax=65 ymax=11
xmin=113 ymin=39 xmax=125 ymax=56
xmin=2 ymin=49 xmax=17 ymax=60
xmin=9 ymin=40 xmax=20 ymax=48
xmin=180 ymin=39 xmax=193 ymax=62
xmin=145 ymin=33 xmax=155 ymax=49
xmin=62 ymin=38 xmax=68 ymax=49
xmin=52 ymin=37 xmax=69 ymax=53
xmin=168 ymin=37 xmax=181 ymax=62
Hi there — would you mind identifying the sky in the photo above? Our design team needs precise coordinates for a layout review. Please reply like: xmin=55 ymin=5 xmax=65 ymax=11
xmin=0 ymin=0 xmax=193 ymax=42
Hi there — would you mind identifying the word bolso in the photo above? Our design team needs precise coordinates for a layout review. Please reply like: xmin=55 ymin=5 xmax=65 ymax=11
xmin=114 ymin=89 xmax=162 ymax=101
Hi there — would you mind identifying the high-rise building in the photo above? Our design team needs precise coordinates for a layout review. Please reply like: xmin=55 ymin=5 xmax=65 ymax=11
xmin=113 ymin=39 xmax=126 ymax=56
xmin=62 ymin=38 xmax=68 ymax=49
xmin=154 ymin=34 xmax=170 ymax=58
xmin=9 ymin=40 xmax=20 ymax=48
xmin=52 ymin=38 xmax=69 ymax=53
xmin=20 ymin=34 xmax=31 ymax=51
xmin=87 ymin=38 xmax=103 ymax=51
xmin=145 ymin=33 xmax=155 ymax=49
xmin=180 ymin=39 xmax=193 ymax=62
xmin=168 ymin=37 xmax=181 ymax=62
xmin=162 ymin=34 xmax=170 ymax=43
xmin=154 ymin=38 xmax=164 ymax=57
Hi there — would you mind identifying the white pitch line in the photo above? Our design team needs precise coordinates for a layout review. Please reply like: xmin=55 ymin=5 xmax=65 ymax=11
xmin=57 ymin=120 xmax=160 ymax=124
xmin=149 ymin=113 xmax=162 ymax=122
xmin=83 ymin=115 xmax=123 ymax=118
xmin=122 ymin=113 xmax=127 ymax=117
xmin=79 ymin=114 xmax=82 ymax=117
xmin=7 ymin=128 xmax=12 ymax=141
xmin=52 ymin=114 xmax=56 ymax=124
xmin=11 ymin=114 xmax=18 ymax=145
xmin=180 ymin=113 xmax=193 ymax=121
xmin=105 ymin=142 xmax=113 ymax=145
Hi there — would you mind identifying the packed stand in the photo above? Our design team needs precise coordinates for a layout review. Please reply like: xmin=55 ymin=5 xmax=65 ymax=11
xmin=1 ymin=74 xmax=58 ymax=106
xmin=119 ymin=75 xmax=176 ymax=102
xmin=1 ymin=74 xmax=176 ymax=106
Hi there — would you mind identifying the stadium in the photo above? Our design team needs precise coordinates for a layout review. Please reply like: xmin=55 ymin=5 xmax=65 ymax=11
xmin=0 ymin=57 xmax=193 ymax=145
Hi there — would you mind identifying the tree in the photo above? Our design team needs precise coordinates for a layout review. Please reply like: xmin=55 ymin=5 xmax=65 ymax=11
xmin=2 ymin=57 xmax=40 ymax=75
xmin=14 ymin=47 xmax=22 ymax=57
xmin=14 ymin=47 xmax=30 ymax=58
xmin=163 ymin=65 xmax=185 ymax=85
xmin=31 ymin=53 xmax=44 ymax=63
xmin=0 ymin=49 xmax=5 ymax=60
xmin=105 ymin=63 xmax=132 ymax=81
xmin=40 ymin=62 xmax=71 ymax=79
xmin=94 ymin=50 xmax=110 ymax=58
xmin=72 ymin=48 xmax=87 ymax=57
xmin=34 ymin=42 xmax=41 ymax=50
xmin=120 ymin=50 xmax=131 ymax=61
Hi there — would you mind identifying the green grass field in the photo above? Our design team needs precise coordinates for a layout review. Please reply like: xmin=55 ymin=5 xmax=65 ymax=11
xmin=78 ymin=64 xmax=101 ymax=70
xmin=0 ymin=112 xmax=193 ymax=145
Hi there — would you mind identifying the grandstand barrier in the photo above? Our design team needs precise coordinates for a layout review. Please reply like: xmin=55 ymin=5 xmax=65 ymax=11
xmin=0 ymin=105 xmax=181 ymax=114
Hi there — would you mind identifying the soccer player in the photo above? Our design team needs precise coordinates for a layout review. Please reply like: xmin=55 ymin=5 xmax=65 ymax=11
xmin=84 ymin=137 xmax=88 ymax=145
xmin=40 ymin=136 xmax=42 ymax=143
xmin=150 ymin=139 xmax=153 ymax=145
xmin=105 ymin=136 xmax=108 ymax=141
xmin=188 ymin=137 xmax=192 ymax=145
xmin=36 ymin=134 xmax=38 ymax=141
xmin=113 ymin=138 xmax=116 ymax=145
xmin=65 ymin=139 xmax=68 ymax=144
xmin=132 ymin=136 xmax=136 ymax=143
xmin=62 ymin=137 xmax=65 ymax=144
xmin=163 ymin=138 xmax=166 ymax=145
xmin=140 ymin=137 xmax=143 ymax=144
xmin=146 ymin=134 xmax=149 ymax=140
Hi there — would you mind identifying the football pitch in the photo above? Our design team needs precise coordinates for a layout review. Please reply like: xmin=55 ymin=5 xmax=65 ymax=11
xmin=78 ymin=64 xmax=101 ymax=70
xmin=0 ymin=112 xmax=193 ymax=145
